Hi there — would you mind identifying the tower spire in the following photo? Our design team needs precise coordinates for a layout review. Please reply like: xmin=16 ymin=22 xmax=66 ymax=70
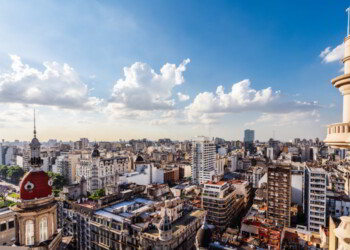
xmin=34 ymin=109 xmax=37 ymax=138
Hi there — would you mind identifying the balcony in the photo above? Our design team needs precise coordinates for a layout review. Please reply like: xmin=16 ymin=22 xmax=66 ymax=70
xmin=324 ymin=122 xmax=350 ymax=148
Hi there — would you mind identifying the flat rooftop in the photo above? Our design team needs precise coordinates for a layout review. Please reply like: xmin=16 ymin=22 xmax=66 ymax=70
xmin=94 ymin=198 xmax=155 ymax=223
xmin=144 ymin=209 xmax=205 ymax=237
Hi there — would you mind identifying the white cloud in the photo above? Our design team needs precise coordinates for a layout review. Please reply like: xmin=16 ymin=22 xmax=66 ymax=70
xmin=187 ymin=79 xmax=278 ymax=114
xmin=185 ymin=79 xmax=321 ymax=125
xmin=177 ymin=92 xmax=190 ymax=101
xmin=111 ymin=59 xmax=190 ymax=110
xmin=246 ymin=110 xmax=320 ymax=127
xmin=320 ymin=43 xmax=344 ymax=63
xmin=0 ymin=55 xmax=103 ymax=109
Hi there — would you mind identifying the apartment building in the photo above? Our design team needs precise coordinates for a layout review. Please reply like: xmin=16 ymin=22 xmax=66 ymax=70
xmin=191 ymin=136 xmax=216 ymax=184
xmin=201 ymin=181 xmax=236 ymax=230
xmin=267 ymin=165 xmax=292 ymax=228
xmin=306 ymin=166 xmax=327 ymax=232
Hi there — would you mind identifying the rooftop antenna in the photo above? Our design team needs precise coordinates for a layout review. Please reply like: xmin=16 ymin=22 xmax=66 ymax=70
xmin=34 ymin=109 xmax=37 ymax=138
xmin=347 ymin=7 xmax=350 ymax=36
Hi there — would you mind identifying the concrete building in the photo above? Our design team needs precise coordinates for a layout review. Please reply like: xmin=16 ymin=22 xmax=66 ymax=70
xmin=0 ymin=208 xmax=15 ymax=246
xmin=267 ymin=165 xmax=292 ymax=228
xmin=305 ymin=166 xmax=327 ymax=232
xmin=121 ymin=163 xmax=164 ymax=186
xmin=267 ymin=147 xmax=274 ymax=161
xmin=201 ymin=181 xmax=236 ymax=230
xmin=76 ymin=145 xmax=129 ymax=192
xmin=191 ymin=136 xmax=216 ymax=184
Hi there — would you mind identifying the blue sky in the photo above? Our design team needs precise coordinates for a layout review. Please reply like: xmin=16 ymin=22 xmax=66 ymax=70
xmin=0 ymin=0 xmax=348 ymax=142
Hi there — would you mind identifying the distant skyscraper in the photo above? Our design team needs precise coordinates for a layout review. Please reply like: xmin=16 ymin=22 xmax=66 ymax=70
xmin=244 ymin=129 xmax=255 ymax=143
xmin=244 ymin=129 xmax=255 ymax=154
xmin=191 ymin=136 xmax=216 ymax=184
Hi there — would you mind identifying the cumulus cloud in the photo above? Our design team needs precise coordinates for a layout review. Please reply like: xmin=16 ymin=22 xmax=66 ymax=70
xmin=320 ymin=43 xmax=344 ymax=63
xmin=185 ymin=79 xmax=321 ymax=125
xmin=111 ymin=59 xmax=190 ymax=110
xmin=185 ymin=79 xmax=278 ymax=118
xmin=0 ymin=55 xmax=102 ymax=109
xmin=177 ymin=92 xmax=190 ymax=101
xmin=246 ymin=110 xmax=320 ymax=127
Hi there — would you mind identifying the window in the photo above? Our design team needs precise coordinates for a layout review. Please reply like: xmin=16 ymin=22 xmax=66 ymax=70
xmin=8 ymin=220 xmax=14 ymax=229
xmin=25 ymin=220 xmax=34 ymax=245
xmin=39 ymin=217 xmax=48 ymax=242
xmin=0 ymin=222 xmax=6 ymax=232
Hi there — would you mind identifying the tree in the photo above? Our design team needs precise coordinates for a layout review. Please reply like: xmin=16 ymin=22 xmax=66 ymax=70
xmin=7 ymin=166 xmax=24 ymax=184
xmin=47 ymin=172 xmax=68 ymax=190
xmin=0 ymin=165 xmax=8 ymax=179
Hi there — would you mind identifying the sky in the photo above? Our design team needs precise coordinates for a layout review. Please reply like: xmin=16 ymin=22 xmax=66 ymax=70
xmin=0 ymin=0 xmax=349 ymax=142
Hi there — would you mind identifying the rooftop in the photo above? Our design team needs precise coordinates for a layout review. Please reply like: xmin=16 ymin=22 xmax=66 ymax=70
xmin=144 ymin=209 xmax=205 ymax=237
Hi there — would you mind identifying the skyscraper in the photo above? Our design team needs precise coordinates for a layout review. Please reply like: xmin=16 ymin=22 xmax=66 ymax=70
xmin=244 ymin=129 xmax=255 ymax=154
xmin=244 ymin=129 xmax=255 ymax=143
xmin=191 ymin=136 xmax=216 ymax=184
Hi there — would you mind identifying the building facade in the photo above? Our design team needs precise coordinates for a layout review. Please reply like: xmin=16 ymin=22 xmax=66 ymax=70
xmin=267 ymin=165 xmax=292 ymax=228
xmin=191 ymin=136 xmax=216 ymax=185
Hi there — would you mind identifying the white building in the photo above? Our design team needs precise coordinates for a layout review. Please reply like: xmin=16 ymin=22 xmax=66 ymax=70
xmin=191 ymin=136 xmax=216 ymax=184
xmin=121 ymin=163 xmax=164 ymax=185
xmin=76 ymin=145 xmax=129 ymax=192
xmin=228 ymin=155 xmax=238 ymax=172
xmin=267 ymin=147 xmax=274 ymax=160
xmin=306 ymin=166 xmax=327 ymax=232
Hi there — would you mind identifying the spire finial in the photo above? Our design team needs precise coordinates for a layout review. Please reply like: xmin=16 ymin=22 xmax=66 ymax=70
xmin=34 ymin=109 xmax=37 ymax=138
xmin=346 ymin=7 xmax=350 ymax=36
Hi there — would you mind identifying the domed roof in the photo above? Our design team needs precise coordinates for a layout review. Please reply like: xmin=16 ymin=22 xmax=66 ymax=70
xmin=20 ymin=170 xmax=52 ymax=200
xmin=196 ymin=217 xmax=212 ymax=249
xmin=30 ymin=137 xmax=41 ymax=147
xmin=159 ymin=210 xmax=171 ymax=231
xmin=135 ymin=155 xmax=144 ymax=162
xmin=91 ymin=144 xmax=100 ymax=158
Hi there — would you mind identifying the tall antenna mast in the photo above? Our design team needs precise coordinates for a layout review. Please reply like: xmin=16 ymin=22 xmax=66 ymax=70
xmin=34 ymin=109 xmax=37 ymax=138
xmin=347 ymin=7 xmax=350 ymax=36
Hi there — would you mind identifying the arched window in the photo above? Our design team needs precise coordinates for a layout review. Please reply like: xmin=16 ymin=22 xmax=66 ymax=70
xmin=39 ymin=217 xmax=48 ymax=242
xmin=25 ymin=220 xmax=34 ymax=245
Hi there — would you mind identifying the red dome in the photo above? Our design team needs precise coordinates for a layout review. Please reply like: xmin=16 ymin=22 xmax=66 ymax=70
xmin=20 ymin=170 xmax=52 ymax=200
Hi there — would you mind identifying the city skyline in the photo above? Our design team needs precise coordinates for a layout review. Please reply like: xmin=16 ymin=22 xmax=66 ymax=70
xmin=0 ymin=1 xmax=349 ymax=141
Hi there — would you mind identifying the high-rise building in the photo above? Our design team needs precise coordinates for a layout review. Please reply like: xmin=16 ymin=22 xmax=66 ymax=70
xmin=244 ymin=129 xmax=255 ymax=143
xmin=191 ymin=136 xmax=216 ymax=184
xmin=244 ymin=129 xmax=255 ymax=154
xmin=267 ymin=165 xmax=292 ymax=227
xmin=306 ymin=166 xmax=327 ymax=232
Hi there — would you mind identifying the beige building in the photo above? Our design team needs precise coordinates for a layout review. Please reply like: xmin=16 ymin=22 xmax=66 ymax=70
xmin=0 ymin=208 xmax=15 ymax=246
xmin=267 ymin=165 xmax=292 ymax=228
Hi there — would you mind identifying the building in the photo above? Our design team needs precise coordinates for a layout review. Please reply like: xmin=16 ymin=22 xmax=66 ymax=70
xmin=0 ymin=208 xmax=16 ymax=246
xmin=10 ymin=114 xmax=64 ymax=249
xmin=201 ymin=181 xmax=236 ymax=230
xmin=267 ymin=165 xmax=292 ymax=228
xmin=191 ymin=136 xmax=216 ymax=184
xmin=305 ymin=166 xmax=327 ymax=232
xmin=244 ymin=129 xmax=255 ymax=143
xmin=244 ymin=129 xmax=255 ymax=154
xmin=76 ymin=145 xmax=129 ymax=192
xmin=53 ymin=155 xmax=70 ymax=182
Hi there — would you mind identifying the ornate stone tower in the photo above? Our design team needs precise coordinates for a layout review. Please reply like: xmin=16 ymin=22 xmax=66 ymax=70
xmin=11 ymin=111 xmax=62 ymax=249
xmin=325 ymin=8 xmax=350 ymax=148
xmin=158 ymin=210 xmax=172 ymax=241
